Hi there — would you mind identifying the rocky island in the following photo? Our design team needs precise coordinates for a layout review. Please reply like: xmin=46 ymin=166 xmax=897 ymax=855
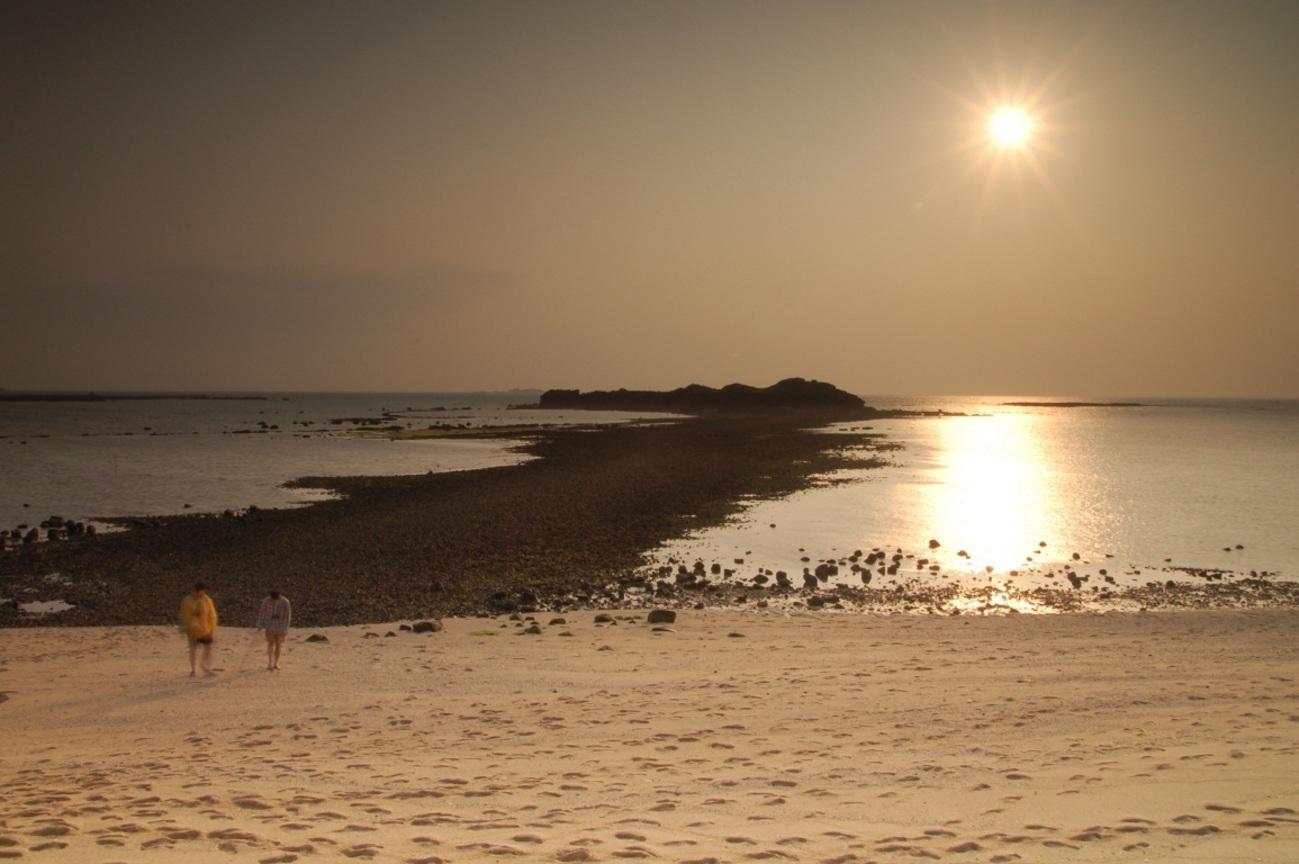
xmin=538 ymin=376 xmax=872 ymax=414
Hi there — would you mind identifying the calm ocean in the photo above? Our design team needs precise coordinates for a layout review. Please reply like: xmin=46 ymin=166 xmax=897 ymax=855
xmin=646 ymin=396 xmax=1299 ymax=603
xmin=4 ymin=393 xmax=1296 ymax=600
xmin=0 ymin=391 xmax=649 ymax=530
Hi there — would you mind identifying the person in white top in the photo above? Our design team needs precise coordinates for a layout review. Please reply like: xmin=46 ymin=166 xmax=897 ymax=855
xmin=254 ymin=590 xmax=291 ymax=671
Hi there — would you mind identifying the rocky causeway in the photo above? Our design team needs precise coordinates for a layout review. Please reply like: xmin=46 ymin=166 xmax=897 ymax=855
xmin=1 ymin=406 xmax=897 ymax=627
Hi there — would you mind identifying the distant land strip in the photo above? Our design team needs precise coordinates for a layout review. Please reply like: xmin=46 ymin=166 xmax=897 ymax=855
xmin=1001 ymin=401 xmax=1146 ymax=408
xmin=0 ymin=393 xmax=268 ymax=402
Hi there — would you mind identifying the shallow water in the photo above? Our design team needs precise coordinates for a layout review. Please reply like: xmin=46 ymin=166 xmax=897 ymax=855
xmin=0 ymin=391 xmax=657 ymax=529
xmin=641 ymin=397 xmax=1299 ymax=601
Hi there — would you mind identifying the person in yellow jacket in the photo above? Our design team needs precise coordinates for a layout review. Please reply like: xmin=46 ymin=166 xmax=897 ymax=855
xmin=179 ymin=582 xmax=218 ymax=677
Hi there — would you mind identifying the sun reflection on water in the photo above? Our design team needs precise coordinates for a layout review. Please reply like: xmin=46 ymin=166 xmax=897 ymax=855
xmin=918 ymin=413 xmax=1061 ymax=574
xmin=640 ymin=401 xmax=1299 ymax=613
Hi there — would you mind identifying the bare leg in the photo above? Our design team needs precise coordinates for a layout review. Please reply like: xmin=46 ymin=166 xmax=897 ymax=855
xmin=201 ymin=641 xmax=215 ymax=675
xmin=265 ymin=631 xmax=275 ymax=670
xmin=188 ymin=641 xmax=199 ymax=676
xmin=271 ymin=634 xmax=284 ymax=670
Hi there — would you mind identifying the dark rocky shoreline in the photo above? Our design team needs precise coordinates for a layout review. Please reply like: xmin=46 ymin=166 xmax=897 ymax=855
xmin=1 ymin=411 xmax=890 ymax=628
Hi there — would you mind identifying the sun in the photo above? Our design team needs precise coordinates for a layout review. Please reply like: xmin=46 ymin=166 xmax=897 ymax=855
xmin=894 ymin=5 xmax=1117 ymax=244
xmin=989 ymin=108 xmax=1031 ymax=148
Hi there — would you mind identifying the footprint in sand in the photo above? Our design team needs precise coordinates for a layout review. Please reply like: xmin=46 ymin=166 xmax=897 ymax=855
xmin=1167 ymin=824 xmax=1221 ymax=836
xmin=235 ymin=797 xmax=276 ymax=811
xmin=31 ymin=839 xmax=71 ymax=852
xmin=555 ymin=850 xmax=597 ymax=862
xmin=341 ymin=843 xmax=382 ymax=858
xmin=26 ymin=821 xmax=76 ymax=839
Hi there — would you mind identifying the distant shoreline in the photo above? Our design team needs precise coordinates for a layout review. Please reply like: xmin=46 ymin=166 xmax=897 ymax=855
xmin=1000 ymin=400 xmax=1146 ymax=408
xmin=0 ymin=392 xmax=269 ymax=402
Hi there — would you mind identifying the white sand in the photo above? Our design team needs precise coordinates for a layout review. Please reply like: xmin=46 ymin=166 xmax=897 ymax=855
xmin=1 ymin=608 xmax=1297 ymax=863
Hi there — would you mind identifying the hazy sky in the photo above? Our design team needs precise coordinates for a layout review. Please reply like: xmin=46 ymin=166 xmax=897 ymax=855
xmin=3 ymin=1 xmax=1297 ymax=397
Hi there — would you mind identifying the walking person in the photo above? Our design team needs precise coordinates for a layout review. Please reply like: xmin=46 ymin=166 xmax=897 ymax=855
xmin=179 ymin=582 xmax=218 ymax=677
xmin=255 ymin=590 xmax=291 ymax=671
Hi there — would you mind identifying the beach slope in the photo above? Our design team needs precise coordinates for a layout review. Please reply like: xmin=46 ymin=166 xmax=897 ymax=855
xmin=1 ymin=608 xmax=1296 ymax=862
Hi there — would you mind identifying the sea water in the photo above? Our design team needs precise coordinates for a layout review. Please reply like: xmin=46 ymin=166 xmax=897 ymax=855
xmin=0 ymin=391 xmax=655 ymax=531
xmin=4 ymin=393 xmax=1296 ymax=597
xmin=643 ymin=397 xmax=1299 ymax=599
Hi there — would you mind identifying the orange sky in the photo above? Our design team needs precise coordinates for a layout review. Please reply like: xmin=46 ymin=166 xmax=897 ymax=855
xmin=3 ymin=1 xmax=1297 ymax=397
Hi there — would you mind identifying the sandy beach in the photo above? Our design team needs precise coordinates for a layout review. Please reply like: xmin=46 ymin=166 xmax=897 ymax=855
xmin=2 ymin=608 xmax=1296 ymax=863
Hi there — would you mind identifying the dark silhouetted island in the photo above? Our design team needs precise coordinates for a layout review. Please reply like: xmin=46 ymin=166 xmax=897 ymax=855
xmin=539 ymin=377 xmax=868 ymax=413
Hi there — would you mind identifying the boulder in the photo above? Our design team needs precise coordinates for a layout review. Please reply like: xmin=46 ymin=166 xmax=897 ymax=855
xmin=814 ymin=562 xmax=838 ymax=579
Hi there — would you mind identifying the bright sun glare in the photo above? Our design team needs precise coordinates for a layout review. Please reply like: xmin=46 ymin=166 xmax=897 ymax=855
xmin=989 ymin=108 xmax=1031 ymax=147
xmin=906 ymin=9 xmax=1107 ymax=237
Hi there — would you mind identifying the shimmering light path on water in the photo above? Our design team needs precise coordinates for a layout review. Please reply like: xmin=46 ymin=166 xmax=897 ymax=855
xmin=920 ymin=412 xmax=1064 ymax=573
xmin=642 ymin=398 xmax=1299 ymax=603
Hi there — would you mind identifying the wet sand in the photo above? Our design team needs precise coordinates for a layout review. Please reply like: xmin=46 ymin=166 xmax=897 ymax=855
xmin=1 ymin=608 xmax=1296 ymax=862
